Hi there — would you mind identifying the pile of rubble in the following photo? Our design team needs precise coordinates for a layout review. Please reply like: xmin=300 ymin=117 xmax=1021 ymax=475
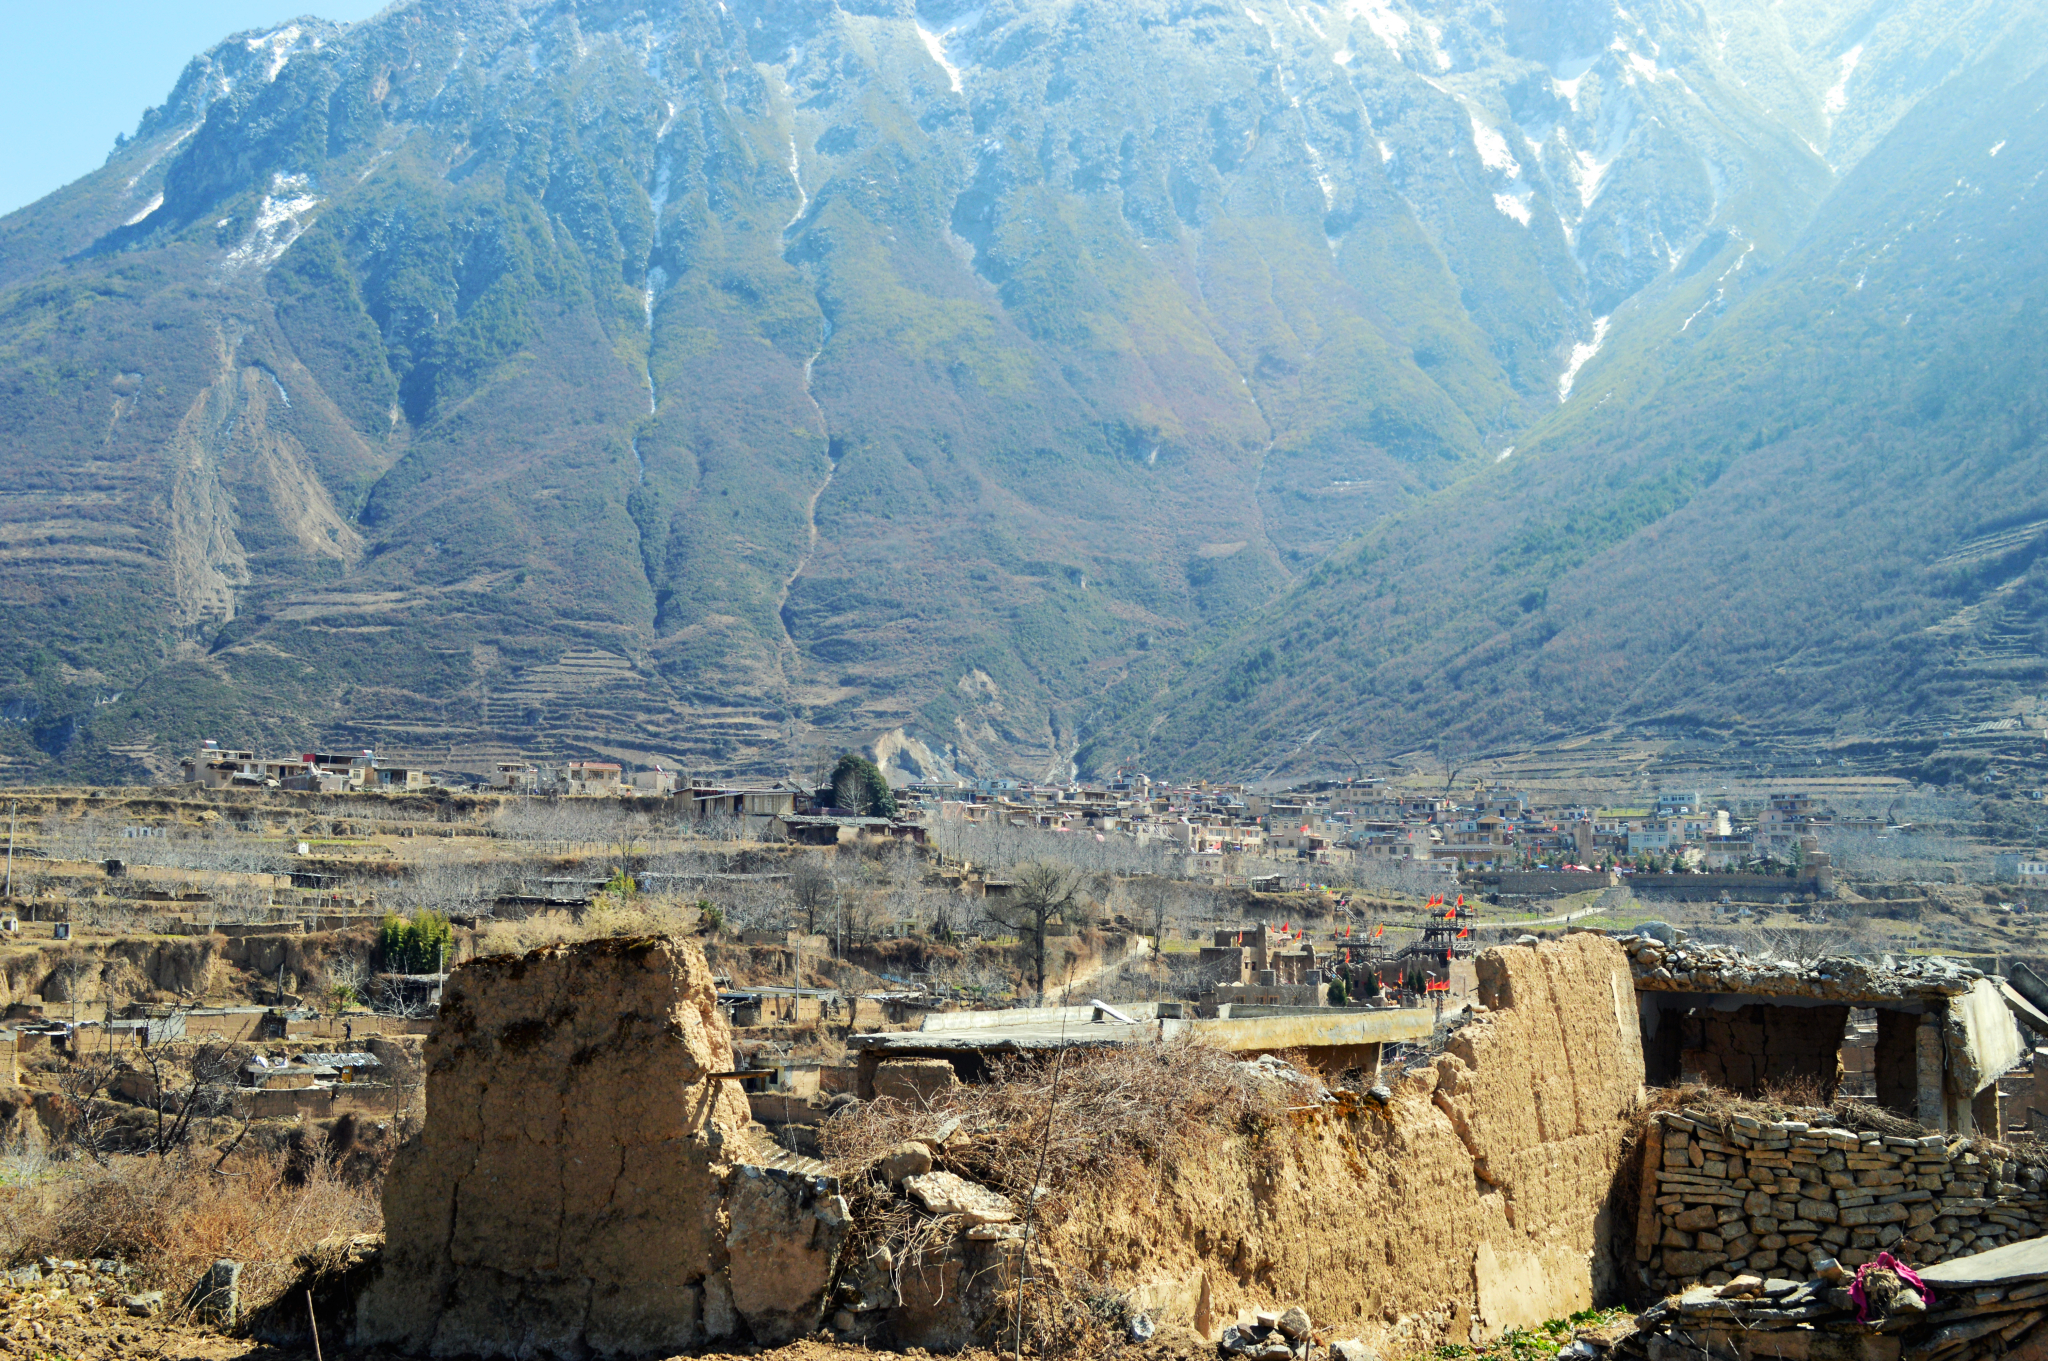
xmin=1614 ymin=1238 xmax=2048 ymax=1360
xmin=0 ymin=1255 xmax=191 ymax=1361
xmin=1 ymin=1257 xmax=160 ymax=1317
xmin=1218 ymin=1304 xmax=1376 ymax=1360
xmin=1621 ymin=933 xmax=1981 ymax=1002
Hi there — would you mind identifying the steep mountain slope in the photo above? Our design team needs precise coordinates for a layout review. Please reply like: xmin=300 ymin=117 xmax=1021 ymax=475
xmin=0 ymin=0 xmax=2032 ymax=783
xmin=1113 ymin=6 xmax=2048 ymax=779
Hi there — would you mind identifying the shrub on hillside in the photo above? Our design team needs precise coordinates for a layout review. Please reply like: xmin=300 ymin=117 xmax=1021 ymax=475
xmin=0 ymin=1144 xmax=379 ymax=1319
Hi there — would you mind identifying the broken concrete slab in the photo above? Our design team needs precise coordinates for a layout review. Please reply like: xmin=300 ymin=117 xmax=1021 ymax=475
xmin=1998 ymin=979 xmax=2048 ymax=1037
xmin=1919 ymin=1236 xmax=2048 ymax=1289
xmin=903 ymin=1170 xmax=1016 ymax=1225
xmin=1948 ymin=976 xmax=2026 ymax=1099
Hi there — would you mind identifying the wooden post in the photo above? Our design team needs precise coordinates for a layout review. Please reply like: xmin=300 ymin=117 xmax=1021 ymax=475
xmin=306 ymin=1290 xmax=324 ymax=1361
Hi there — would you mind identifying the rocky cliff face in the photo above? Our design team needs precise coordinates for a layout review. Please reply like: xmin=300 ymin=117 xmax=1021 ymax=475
xmin=0 ymin=0 xmax=2039 ymax=780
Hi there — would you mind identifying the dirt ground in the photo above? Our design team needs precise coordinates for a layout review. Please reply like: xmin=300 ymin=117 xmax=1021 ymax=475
xmin=0 ymin=1302 xmax=1201 ymax=1361
xmin=0 ymin=1282 xmax=1218 ymax=1361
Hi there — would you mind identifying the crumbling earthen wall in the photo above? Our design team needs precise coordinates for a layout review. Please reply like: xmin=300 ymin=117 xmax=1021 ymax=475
xmin=1035 ymin=935 xmax=1647 ymax=1355
xmin=353 ymin=936 xmax=847 ymax=1358
xmin=0 ymin=931 xmax=363 ymax=1007
xmin=1634 ymin=1108 xmax=2048 ymax=1296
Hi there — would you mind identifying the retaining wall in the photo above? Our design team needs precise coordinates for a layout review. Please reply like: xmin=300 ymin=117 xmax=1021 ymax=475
xmin=1634 ymin=1109 xmax=2048 ymax=1297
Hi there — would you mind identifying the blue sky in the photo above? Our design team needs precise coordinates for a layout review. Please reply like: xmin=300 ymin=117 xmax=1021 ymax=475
xmin=0 ymin=2 xmax=390 ymax=218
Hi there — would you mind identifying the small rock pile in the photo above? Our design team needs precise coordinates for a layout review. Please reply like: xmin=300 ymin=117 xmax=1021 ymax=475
xmin=0 ymin=1257 xmax=159 ymax=1317
xmin=829 ymin=1118 xmax=1024 ymax=1340
xmin=1617 ymin=1237 xmax=2048 ymax=1360
xmin=1621 ymin=934 xmax=1980 ymax=1002
xmin=1217 ymin=1305 xmax=1378 ymax=1361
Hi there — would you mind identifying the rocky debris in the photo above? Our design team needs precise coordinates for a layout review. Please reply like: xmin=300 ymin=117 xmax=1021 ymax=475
xmin=1621 ymin=935 xmax=1980 ymax=1002
xmin=0 ymin=1257 xmax=136 ymax=1310
xmin=1219 ymin=1305 xmax=1316 ymax=1358
xmin=1620 ymin=1234 xmax=2048 ymax=1359
xmin=1237 ymin=1053 xmax=1333 ymax=1102
xmin=1329 ymin=1341 xmax=1381 ymax=1361
xmin=0 ymin=1263 xmax=190 ymax=1361
xmin=1636 ymin=1109 xmax=2048 ymax=1295
xmin=879 ymin=1140 xmax=935 ymax=1184
xmin=189 ymin=1259 xmax=240 ymax=1328
xmin=903 ymin=1170 xmax=1017 ymax=1225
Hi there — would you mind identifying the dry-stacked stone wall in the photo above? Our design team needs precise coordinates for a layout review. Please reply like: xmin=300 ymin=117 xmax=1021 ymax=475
xmin=1637 ymin=1109 xmax=2048 ymax=1295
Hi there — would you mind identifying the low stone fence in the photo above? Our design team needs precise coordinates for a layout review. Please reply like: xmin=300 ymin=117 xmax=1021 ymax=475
xmin=1636 ymin=1108 xmax=2048 ymax=1296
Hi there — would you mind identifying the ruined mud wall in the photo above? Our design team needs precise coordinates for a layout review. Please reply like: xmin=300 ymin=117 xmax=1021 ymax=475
xmin=352 ymin=935 xmax=850 ymax=1359
xmin=0 ymin=931 xmax=360 ymax=1008
xmin=1635 ymin=1109 xmax=2048 ymax=1296
xmin=1035 ymin=935 xmax=1647 ymax=1355
xmin=346 ymin=933 xmax=1647 ymax=1359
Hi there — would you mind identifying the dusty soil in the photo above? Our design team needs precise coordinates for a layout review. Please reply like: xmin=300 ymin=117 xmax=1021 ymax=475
xmin=0 ymin=1297 xmax=1210 ymax=1361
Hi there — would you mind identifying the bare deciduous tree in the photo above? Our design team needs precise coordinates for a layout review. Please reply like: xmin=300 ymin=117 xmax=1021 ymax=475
xmin=790 ymin=857 xmax=837 ymax=935
xmin=983 ymin=862 xmax=1080 ymax=1002
xmin=134 ymin=1037 xmax=246 ymax=1157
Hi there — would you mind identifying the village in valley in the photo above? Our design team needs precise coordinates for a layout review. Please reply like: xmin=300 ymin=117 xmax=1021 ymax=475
xmin=183 ymin=737 xmax=1950 ymax=884
xmin=6 ymin=730 xmax=2048 ymax=1361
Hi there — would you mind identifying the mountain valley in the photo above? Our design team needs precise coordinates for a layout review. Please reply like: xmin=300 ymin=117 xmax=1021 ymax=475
xmin=0 ymin=0 xmax=2042 ymax=785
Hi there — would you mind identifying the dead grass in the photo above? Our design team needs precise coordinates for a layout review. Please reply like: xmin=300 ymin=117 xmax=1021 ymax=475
xmin=476 ymin=894 xmax=705 ymax=955
xmin=823 ymin=1037 xmax=1313 ymax=1205
xmin=819 ymin=1039 xmax=1321 ymax=1354
xmin=1644 ymin=1081 xmax=2042 ymax=1159
xmin=0 ymin=1144 xmax=380 ymax=1317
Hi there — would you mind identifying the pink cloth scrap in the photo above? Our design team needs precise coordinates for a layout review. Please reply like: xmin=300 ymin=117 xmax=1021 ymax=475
xmin=1850 ymin=1252 xmax=1936 ymax=1324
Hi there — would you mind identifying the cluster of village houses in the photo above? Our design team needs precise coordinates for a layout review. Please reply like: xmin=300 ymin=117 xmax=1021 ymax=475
xmin=910 ymin=778 xmax=1862 ymax=875
xmin=181 ymin=742 xmax=1892 ymax=878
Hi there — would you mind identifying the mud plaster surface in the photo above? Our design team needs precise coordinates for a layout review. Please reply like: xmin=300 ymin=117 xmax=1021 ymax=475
xmin=1052 ymin=935 xmax=1646 ymax=1355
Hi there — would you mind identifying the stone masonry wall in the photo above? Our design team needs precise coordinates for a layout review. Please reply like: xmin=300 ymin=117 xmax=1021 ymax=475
xmin=1675 ymin=1004 xmax=1851 ymax=1091
xmin=1635 ymin=1108 xmax=2048 ymax=1297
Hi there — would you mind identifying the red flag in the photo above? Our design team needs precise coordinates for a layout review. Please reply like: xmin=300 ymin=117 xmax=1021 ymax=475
xmin=1457 ymin=927 xmax=1469 ymax=938
xmin=1373 ymin=923 xmax=1384 ymax=938
xmin=1283 ymin=921 xmax=1290 ymax=933
xmin=1456 ymin=894 xmax=1464 ymax=908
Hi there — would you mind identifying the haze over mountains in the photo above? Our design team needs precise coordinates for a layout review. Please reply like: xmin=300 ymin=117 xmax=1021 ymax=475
xmin=0 ymin=0 xmax=2041 ymax=786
